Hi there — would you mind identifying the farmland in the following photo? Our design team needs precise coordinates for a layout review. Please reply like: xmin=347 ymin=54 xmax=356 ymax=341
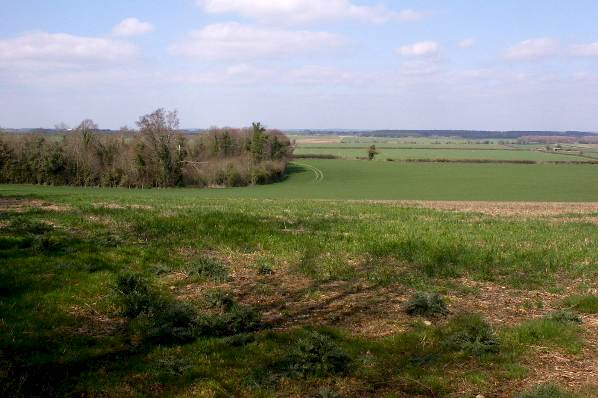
xmin=2 ymin=144 xmax=598 ymax=397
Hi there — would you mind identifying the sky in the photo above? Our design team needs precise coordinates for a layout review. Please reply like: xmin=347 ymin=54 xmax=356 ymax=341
xmin=1 ymin=0 xmax=598 ymax=131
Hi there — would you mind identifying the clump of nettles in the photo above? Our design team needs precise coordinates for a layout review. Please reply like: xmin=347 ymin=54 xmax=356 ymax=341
xmin=405 ymin=292 xmax=449 ymax=317
xmin=516 ymin=383 xmax=571 ymax=398
xmin=284 ymin=330 xmax=352 ymax=378
xmin=441 ymin=313 xmax=499 ymax=356
xmin=544 ymin=310 xmax=582 ymax=324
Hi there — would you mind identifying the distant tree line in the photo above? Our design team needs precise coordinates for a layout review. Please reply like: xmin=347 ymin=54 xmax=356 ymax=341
xmin=0 ymin=109 xmax=292 ymax=188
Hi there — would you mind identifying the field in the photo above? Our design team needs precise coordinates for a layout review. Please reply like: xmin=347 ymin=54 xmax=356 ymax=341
xmin=2 ymin=140 xmax=598 ymax=397
xmin=292 ymin=135 xmax=598 ymax=163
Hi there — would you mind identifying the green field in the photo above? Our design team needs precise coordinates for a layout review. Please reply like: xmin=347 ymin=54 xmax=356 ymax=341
xmin=4 ymin=159 xmax=597 ymax=202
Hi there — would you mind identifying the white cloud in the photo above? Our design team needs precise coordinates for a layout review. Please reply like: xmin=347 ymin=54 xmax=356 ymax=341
xmin=458 ymin=38 xmax=476 ymax=48
xmin=398 ymin=41 xmax=439 ymax=57
xmin=504 ymin=37 xmax=560 ymax=60
xmin=169 ymin=22 xmax=345 ymax=60
xmin=0 ymin=32 xmax=138 ymax=66
xmin=198 ymin=0 xmax=422 ymax=24
xmin=571 ymin=41 xmax=598 ymax=57
xmin=112 ymin=17 xmax=154 ymax=37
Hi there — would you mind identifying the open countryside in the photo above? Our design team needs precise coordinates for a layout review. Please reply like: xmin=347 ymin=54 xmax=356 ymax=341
xmin=2 ymin=1 xmax=598 ymax=398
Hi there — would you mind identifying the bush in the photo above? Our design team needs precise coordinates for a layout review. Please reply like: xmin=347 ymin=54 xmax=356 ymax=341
xmin=405 ymin=292 xmax=449 ymax=317
xmin=284 ymin=330 xmax=352 ymax=378
xmin=516 ymin=383 xmax=571 ymax=398
xmin=441 ymin=314 xmax=499 ymax=356
xmin=544 ymin=310 xmax=582 ymax=324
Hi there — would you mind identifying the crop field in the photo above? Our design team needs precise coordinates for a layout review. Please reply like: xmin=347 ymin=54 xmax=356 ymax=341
xmin=2 ymin=141 xmax=598 ymax=398
xmin=291 ymin=135 xmax=598 ymax=164
xmin=6 ymin=159 xmax=598 ymax=202
xmin=292 ymin=147 xmax=591 ymax=162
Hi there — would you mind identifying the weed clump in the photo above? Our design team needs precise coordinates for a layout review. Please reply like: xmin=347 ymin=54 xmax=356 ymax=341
xmin=441 ymin=314 xmax=499 ymax=356
xmin=115 ymin=272 xmax=198 ymax=343
xmin=516 ymin=383 xmax=571 ymax=398
xmin=405 ymin=292 xmax=449 ymax=317
xmin=115 ymin=272 xmax=160 ymax=318
xmin=284 ymin=330 xmax=352 ymax=378
xmin=256 ymin=259 xmax=274 ymax=275
xmin=196 ymin=304 xmax=260 ymax=337
xmin=204 ymin=289 xmax=235 ymax=310
xmin=544 ymin=310 xmax=582 ymax=324
xmin=148 ymin=300 xmax=198 ymax=344
xmin=188 ymin=256 xmax=229 ymax=282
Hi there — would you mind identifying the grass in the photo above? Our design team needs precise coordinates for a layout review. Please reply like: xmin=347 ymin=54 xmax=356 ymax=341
xmin=3 ymin=159 xmax=598 ymax=201
xmin=563 ymin=295 xmax=598 ymax=314
xmin=1 ymin=184 xmax=597 ymax=396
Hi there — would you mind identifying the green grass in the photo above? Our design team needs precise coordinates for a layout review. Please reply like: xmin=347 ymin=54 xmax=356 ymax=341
xmin=3 ymin=159 xmax=598 ymax=202
xmin=563 ymin=295 xmax=598 ymax=313
xmin=1 ymin=182 xmax=597 ymax=396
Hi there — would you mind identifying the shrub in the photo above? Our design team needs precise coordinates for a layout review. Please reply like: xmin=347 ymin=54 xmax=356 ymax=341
xmin=284 ymin=330 xmax=352 ymax=378
xmin=516 ymin=383 xmax=571 ymax=398
xmin=544 ymin=310 xmax=582 ymax=324
xmin=441 ymin=314 xmax=499 ymax=356
xmin=405 ymin=292 xmax=449 ymax=317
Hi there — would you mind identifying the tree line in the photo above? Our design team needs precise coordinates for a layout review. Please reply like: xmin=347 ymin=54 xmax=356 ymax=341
xmin=0 ymin=109 xmax=292 ymax=188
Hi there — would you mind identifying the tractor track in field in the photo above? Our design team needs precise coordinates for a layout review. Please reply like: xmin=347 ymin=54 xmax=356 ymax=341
xmin=292 ymin=162 xmax=324 ymax=183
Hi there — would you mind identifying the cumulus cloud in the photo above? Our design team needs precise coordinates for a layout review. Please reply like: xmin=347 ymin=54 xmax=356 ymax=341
xmin=458 ymin=38 xmax=476 ymax=48
xmin=397 ymin=41 xmax=439 ymax=57
xmin=198 ymin=0 xmax=422 ymax=24
xmin=112 ymin=17 xmax=154 ymax=37
xmin=570 ymin=41 xmax=598 ymax=57
xmin=169 ymin=22 xmax=345 ymax=60
xmin=504 ymin=37 xmax=560 ymax=60
xmin=0 ymin=32 xmax=138 ymax=66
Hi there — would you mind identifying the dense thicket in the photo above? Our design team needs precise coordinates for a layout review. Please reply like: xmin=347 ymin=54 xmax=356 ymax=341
xmin=0 ymin=109 xmax=292 ymax=188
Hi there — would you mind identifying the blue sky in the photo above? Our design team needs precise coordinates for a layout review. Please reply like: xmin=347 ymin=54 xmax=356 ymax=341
xmin=1 ymin=0 xmax=598 ymax=131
